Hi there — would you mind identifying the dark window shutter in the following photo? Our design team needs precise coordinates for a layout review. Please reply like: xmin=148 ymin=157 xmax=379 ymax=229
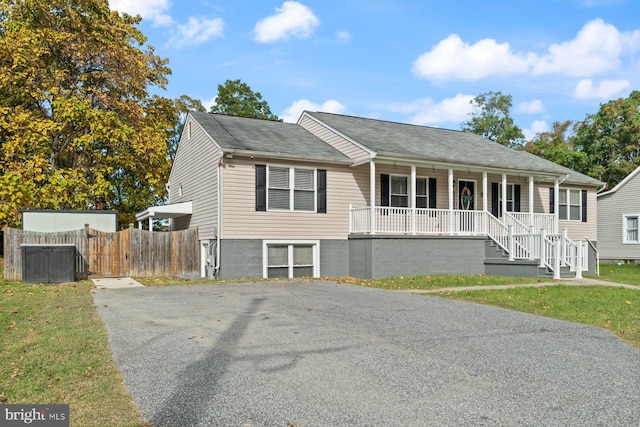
xmin=317 ymin=169 xmax=327 ymax=213
xmin=549 ymin=187 xmax=555 ymax=214
xmin=255 ymin=165 xmax=266 ymax=211
xmin=428 ymin=178 xmax=437 ymax=208
xmin=514 ymin=184 xmax=521 ymax=212
xmin=491 ymin=183 xmax=499 ymax=217
xmin=581 ymin=189 xmax=587 ymax=222
xmin=380 ymin=174 xmax=389 ymax=207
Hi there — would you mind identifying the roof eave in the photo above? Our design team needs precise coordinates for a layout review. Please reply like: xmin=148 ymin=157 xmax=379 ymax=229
xmin=223 ymin=148 xmax=353 ymax=165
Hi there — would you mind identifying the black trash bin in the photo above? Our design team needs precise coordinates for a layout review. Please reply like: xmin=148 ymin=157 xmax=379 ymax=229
xmin=21 ymin=244 xmax=76 ymax=284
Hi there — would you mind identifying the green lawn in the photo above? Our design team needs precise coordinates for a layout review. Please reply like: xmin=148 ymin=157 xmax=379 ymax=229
xmin=588 ymin=262 xmax=640 ymax=286
xmin=0 ymin=269 xmax=146 ymax=426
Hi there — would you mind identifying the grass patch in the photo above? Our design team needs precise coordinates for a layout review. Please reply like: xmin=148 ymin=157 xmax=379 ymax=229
xmin=432 ymin=285 xmax=640 ymax=348
xmin=337 ymin=274 xmax=549 ymax=290
xmin=589 ymin=263 xmax=640 ymax=286
xmin=0 ymin=273 xmax=145 ymax=426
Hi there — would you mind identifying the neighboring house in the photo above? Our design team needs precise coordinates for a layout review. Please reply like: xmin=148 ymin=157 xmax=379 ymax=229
xmin=597 ymin=166 xmax=640 ymax=262
xmin=137 ymin=111 xmax=604 ymax=280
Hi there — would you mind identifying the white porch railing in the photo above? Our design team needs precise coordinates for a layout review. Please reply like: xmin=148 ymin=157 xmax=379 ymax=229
xmin=506 ymin=212 xmax=557 ymax=234
xmin=349 ymin=205 xmax=584 ymax=279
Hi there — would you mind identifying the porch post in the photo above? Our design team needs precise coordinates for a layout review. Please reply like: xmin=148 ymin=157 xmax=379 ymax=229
xmin=138 ymin=221 xmax=142 ymax=230
xmin=410 ymin=164 xmax=416 ymax=235
xmin=554 ymin=177 xmax=560 ymax=234
xmin=501 ymin=173 xmax=507 ymax=219
xmin=482 ymin=172 xmax=488 ymax=233
xmin=370 ymin=160 xmax=376 ymax=234
xmin=528 ymin=175 xmax=534 ymax=229
xmin=448 ymin=168 xmax=454 ymax=234
xmin=148 ymin=217 xmax=153 ymax=232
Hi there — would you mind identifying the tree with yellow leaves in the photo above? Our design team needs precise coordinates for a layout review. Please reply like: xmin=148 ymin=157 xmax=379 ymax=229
xmin=0 ymin=0 xmax=174 ymax=228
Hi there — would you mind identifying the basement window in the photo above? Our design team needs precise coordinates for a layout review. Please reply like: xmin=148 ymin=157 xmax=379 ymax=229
xmin=264 ymin=241 xmax=319 ymax=279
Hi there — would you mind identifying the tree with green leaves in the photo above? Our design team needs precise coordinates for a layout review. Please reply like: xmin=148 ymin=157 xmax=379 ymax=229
xmin=462 ymin=91 xmax=525 ymax=149
xmin=211 ymin=79 xmax=280 ymax=121
xmin=573 ymin=90 xmax=640 ymax=189
xmin=0 ymin=0 xmax=175 ymax=228
xmin=524 ymin=120 xmax=585 ymax=171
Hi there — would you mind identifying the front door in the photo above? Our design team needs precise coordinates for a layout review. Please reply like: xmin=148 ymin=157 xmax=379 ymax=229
xmin=458 ymin=180 xmax=475 ymax=232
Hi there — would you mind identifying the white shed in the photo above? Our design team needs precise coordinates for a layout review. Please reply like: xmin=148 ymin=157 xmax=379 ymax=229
xmin=21 ymin=210 xmax=118 ymax=233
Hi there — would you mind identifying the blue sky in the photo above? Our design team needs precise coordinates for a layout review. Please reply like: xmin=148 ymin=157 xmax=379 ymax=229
xmin=109 ymin=0 xmax=640 ymax=139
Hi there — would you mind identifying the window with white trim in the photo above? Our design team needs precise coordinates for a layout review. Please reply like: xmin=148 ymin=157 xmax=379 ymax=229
xmin=558 ymin=188 xmax=581 ymax=221
xmin=268 ymin=166 xmax=315 ymax=211
xmin=416 ymin=177 xmax=428 ymax=208
xmin=498 ymin=183 xmax=514 ymax=216
xmin=265 ymin=242 xmax=318 ymax=278
xmin=390 ymin=176 xmax=408 ymax=207
xmin=623 ymin=214 xmax=640 ymax=244
xmin=386 ymin=175 xmax=430 ymax=208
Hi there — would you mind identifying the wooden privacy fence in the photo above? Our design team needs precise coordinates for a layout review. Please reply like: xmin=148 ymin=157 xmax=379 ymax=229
xmin=3 ymin=226 xmax=200 ymax=281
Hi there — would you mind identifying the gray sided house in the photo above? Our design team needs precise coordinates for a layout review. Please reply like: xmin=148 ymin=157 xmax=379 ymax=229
xmin=597 ymin=166 xmax=640 ymax=262
xmin=138 ymin=111 xmax=603 ymax=280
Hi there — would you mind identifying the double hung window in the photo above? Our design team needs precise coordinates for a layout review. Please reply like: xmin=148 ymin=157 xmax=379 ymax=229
xmin=558 ymin=189 xmax=581 ymax=221
xmin=268 ymin=166 xmax=315 ymax=211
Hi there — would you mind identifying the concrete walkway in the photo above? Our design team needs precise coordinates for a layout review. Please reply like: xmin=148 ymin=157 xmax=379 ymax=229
xmin=404 ymin=277 xmax=640 ymax=294
xmin=92 ymin=277 xmax=144 ymax=289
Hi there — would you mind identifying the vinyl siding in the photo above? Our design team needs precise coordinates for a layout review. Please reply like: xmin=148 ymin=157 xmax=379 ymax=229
xmin=299 ymin=115 xmax=372 ymax=164
xmin=598 ymin=172 xmax=640 ymax=260
xmin=169 ymin=116 xmax=221 ymax=240
xmin=535 ymin=185 xmax=598 ymax=241
xmin=221 ymin=157 xmax=367 ymax=240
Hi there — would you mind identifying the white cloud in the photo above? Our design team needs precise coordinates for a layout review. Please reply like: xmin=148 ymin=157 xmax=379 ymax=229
xmin=413 ymin=19 xmax=640 ymax=82
xmin=109 ymin=0 xmax=173 ymax=27
xmin=573 ymin=78 xmax=632 ymax=99
xmin=166 ymin=17 xmax=225 ymax=48
xmin=516 ymin=99 xmax=546 ymax=114
xmin=523 ymin=120 xmax=549 ymax=141
xmin=336 ymin=30 xmax=351 ymax=43
xmin=281 ymin=99 xmax=346 ymax=123
xmin=389 ymin=93 xmax=475 ymax=125
xmin=412 ymin=35 xmax=533 ymax=82
xmin=201 ymin=96 xmax=217 ymax=112
xmin=253 ymin=1 xmax=319 ymax=43
xmin=533 ymin=19 xmax=640 ymax=76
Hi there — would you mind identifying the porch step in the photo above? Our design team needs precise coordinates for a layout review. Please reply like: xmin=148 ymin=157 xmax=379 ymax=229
xmin=484 ymin=240 xmax=576 ymax=279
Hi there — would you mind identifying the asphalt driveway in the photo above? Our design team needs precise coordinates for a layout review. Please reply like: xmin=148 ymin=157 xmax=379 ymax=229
xmin=93 ymin=280 xmax=640 ymax=426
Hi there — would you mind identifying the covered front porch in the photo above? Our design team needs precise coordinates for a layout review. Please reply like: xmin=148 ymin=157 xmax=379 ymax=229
xmin=348 ymin=160 xmax=585 ymax=279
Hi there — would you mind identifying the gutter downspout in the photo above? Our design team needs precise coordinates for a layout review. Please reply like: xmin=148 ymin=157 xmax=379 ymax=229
xmin=215 ymin=155 xmax=223 ymax=278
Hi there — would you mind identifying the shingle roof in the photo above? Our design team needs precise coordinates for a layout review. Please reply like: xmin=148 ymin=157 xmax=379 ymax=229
xmin=190 ymin=112 xmax=351 ymax=163
xmin=306 ymin=112 xmax=603 ymax=186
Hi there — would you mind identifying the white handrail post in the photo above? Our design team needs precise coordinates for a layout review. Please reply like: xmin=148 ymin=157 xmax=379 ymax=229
xmin=553 ymin=238 xmax=561 ymax=279
xmin=508 ymin=225 xmax=514 ymax=261
xmin=575 ymin=241 xmax=583 ymax=278
xmin=539 ymin=228 xmax=546 ymax=268
xmin=561 ymin=229 xmax=568 ymax=266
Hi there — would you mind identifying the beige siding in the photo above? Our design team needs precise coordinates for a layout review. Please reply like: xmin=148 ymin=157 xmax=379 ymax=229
xmin=299 ymin=115 xmax=371 ymax=164
xmin=169 ymin=116 xmax=221 ymax=240
xmin=221 ymin=158 xmax=367 ymax=240
xmin=598 ymin=173 xmax=640 ymax=260
xmin=535 ymin=185 xmax=598 ymax=241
